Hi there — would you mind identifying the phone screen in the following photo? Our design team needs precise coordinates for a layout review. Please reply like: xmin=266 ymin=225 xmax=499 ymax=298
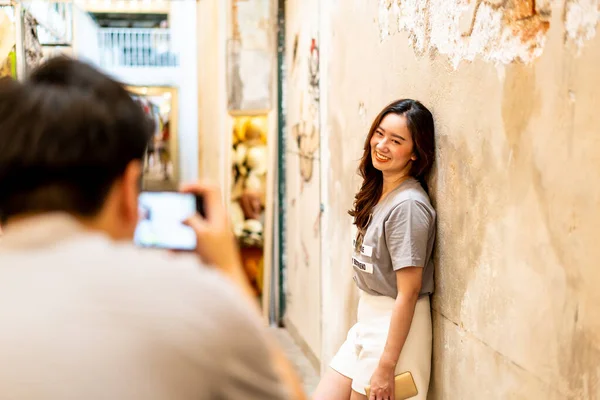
xmin=134 ymin=191 xmax=197 ymax=251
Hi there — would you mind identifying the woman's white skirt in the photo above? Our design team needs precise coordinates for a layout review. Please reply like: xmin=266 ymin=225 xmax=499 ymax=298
xmin=330 ymin=290 xmax=432 ymax=398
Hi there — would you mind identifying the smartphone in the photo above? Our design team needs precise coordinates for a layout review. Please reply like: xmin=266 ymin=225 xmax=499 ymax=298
xmin=134 ymin=191 xmax=204 ymax=251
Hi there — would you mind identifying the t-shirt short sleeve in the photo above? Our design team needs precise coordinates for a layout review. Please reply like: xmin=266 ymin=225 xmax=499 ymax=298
xmin=384 ymin=199 xmax=433 ymax=271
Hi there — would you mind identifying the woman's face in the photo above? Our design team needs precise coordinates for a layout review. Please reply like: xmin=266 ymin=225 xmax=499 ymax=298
xmin=369 ymin=113 xmax=416 ymax=176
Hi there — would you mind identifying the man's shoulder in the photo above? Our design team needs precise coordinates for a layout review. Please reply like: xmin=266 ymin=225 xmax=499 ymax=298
xmin=95 ymin=240 xmax=236 ymax=296
xmin=77 ymin=239 xmax=262 ymax=337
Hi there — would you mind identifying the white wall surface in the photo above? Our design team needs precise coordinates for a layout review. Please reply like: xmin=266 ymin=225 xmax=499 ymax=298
xmin=169 ymin=0 xmax=198 ymax=182
xmin=72 ymin=4 xmax=99 ymax=66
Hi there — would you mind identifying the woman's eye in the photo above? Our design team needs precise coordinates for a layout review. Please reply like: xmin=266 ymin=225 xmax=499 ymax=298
xmin=377 ymin=131 xmax=383 ymax=136
xmin=393 ymin=140 xmax=400 ymax=145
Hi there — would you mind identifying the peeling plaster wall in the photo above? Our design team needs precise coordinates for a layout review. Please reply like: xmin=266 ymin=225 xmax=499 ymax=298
xmin=377 ymin=0 xmax=552 ymax=68
xmin=228 ymin=0 xmax=273 ymax=111
xmin=565 ymin=0 xmax=600 ymax=48
xmin=301 ymin=0 xmax=600 ymax=398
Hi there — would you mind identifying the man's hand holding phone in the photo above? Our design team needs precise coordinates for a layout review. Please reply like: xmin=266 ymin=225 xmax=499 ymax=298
xmin=180 ymin=182 xmax=256 ymax=301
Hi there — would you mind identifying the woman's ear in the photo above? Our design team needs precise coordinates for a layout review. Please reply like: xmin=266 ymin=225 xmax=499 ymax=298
xmin=411 ymin=153 xmax=418 ymax=161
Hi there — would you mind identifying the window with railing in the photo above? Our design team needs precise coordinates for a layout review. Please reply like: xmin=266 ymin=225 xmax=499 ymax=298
xmin=98 ymin=28 xmax=179 ymax=68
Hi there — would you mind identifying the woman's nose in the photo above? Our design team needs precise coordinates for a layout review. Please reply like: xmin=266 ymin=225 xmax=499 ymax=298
xmin=376 ymin=140 xmax=389 ymax=152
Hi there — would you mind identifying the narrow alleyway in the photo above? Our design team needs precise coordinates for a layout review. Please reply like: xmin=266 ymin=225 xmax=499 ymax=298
xmin=2 ymin=0 xmax=598 ymax=397
xmin=271 ymin=328 xmax=319 ymax=396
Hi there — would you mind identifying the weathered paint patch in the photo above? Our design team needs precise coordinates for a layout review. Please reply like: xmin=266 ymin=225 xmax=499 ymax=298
xmin=565 ymin=0 xmax=600 ymax=50
xmin=379 ymin=0 xmax=551 ymax=68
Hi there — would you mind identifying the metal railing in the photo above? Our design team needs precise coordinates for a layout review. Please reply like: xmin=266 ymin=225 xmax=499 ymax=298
xmin=98 ymin=28 xmax=179 ymax=68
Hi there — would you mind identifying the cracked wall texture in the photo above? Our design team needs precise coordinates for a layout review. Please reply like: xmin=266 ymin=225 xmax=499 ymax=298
xmin=306 ymin=0 xmax=600 ymax=398
xmin=377 ymin=0 xmax=599 ymax=67
xmin=283 ymin=0 xmax=323 ymax=361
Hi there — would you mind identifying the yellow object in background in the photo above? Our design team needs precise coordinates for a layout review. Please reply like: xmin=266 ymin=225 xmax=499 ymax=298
xmin=231 ymin=113 xmax=269 ymax=298
xmin=256 ymin=256 xmax=264 ymax=293
xmin=9 ymin=49 xmax=15 ymax=78
xmin=233 ymin=115 xmax=268 ymax=145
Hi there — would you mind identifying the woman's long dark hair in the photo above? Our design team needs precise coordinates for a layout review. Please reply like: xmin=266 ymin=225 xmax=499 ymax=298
xmin=349 ymin=99 xmax=435 ymax=233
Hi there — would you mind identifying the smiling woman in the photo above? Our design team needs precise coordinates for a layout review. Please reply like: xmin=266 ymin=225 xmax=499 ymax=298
xmin=313 ymin=99 xmax=436 ymax=400
xmin=370 ymin=114 xmax=415 ymax=173
xmin=351 ymin=100 xmax=435 ymax=240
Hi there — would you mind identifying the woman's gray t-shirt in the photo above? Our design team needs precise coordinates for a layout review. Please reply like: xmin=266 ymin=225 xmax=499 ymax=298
xmin=352 ymin=178 xmax=436 ymax=298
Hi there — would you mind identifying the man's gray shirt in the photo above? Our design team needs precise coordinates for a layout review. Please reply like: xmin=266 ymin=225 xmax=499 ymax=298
xmin=0 ymin=214 xmax=287 ymax=400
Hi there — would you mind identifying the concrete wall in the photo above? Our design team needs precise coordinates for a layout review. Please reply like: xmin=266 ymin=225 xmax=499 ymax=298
xmin=286 ymin=0 xmax=600 ymax=398
xmin=170 ymin=0 xmax=198 ymax=183
xmin=79 ymin=0 xmax=170 ymax=14
xmin=196 ymin=0 xmax=227 ymax=184
xmin=283 ymin=0 xmax=323 ymax=362
xmin=0 ymin=6 xmax=15 ymax=62
xmin=72 ymin=5 xmax=100 ymax=71
xmin=227 ymin=0 xmax=273 ymax=111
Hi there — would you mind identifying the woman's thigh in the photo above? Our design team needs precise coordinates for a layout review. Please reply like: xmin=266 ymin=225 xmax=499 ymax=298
xmin=313 ymin=368 xmax=353 ymax=400
xmin=349 ymin=390 xmax=367 ymax=400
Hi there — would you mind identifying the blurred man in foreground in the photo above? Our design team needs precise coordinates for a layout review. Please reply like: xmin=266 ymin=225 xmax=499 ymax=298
xmin=0 ymin=57 xmax=304 ymax=400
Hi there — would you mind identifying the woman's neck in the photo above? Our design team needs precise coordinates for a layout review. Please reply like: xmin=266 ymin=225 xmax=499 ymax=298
xmin=380 ymin=173 xmax=411 ymax=201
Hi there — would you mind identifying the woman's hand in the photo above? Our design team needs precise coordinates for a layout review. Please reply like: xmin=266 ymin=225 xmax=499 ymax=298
xmin=369 ymin=364 xmax=395 ymax=400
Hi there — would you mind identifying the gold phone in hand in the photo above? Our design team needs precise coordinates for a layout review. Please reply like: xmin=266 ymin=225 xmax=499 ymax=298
xmin=365 ymin=371 xmax=418 ymax=400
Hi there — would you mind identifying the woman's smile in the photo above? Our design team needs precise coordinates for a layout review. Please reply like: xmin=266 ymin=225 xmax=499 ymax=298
xmin=373 ymin=150 xmax=391 ymax=163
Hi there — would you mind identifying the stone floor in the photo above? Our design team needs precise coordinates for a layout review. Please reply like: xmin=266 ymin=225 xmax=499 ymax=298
xmin=271 ymin=328 xmax=320 ymax=396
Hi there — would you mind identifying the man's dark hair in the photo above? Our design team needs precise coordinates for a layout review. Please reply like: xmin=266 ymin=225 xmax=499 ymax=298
xmin=0 ymin=57 xmax=153 ymax=223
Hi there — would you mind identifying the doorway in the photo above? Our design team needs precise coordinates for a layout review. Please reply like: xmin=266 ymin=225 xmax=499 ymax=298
xmin=128 ymin=86 xmax=179 ymax=191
